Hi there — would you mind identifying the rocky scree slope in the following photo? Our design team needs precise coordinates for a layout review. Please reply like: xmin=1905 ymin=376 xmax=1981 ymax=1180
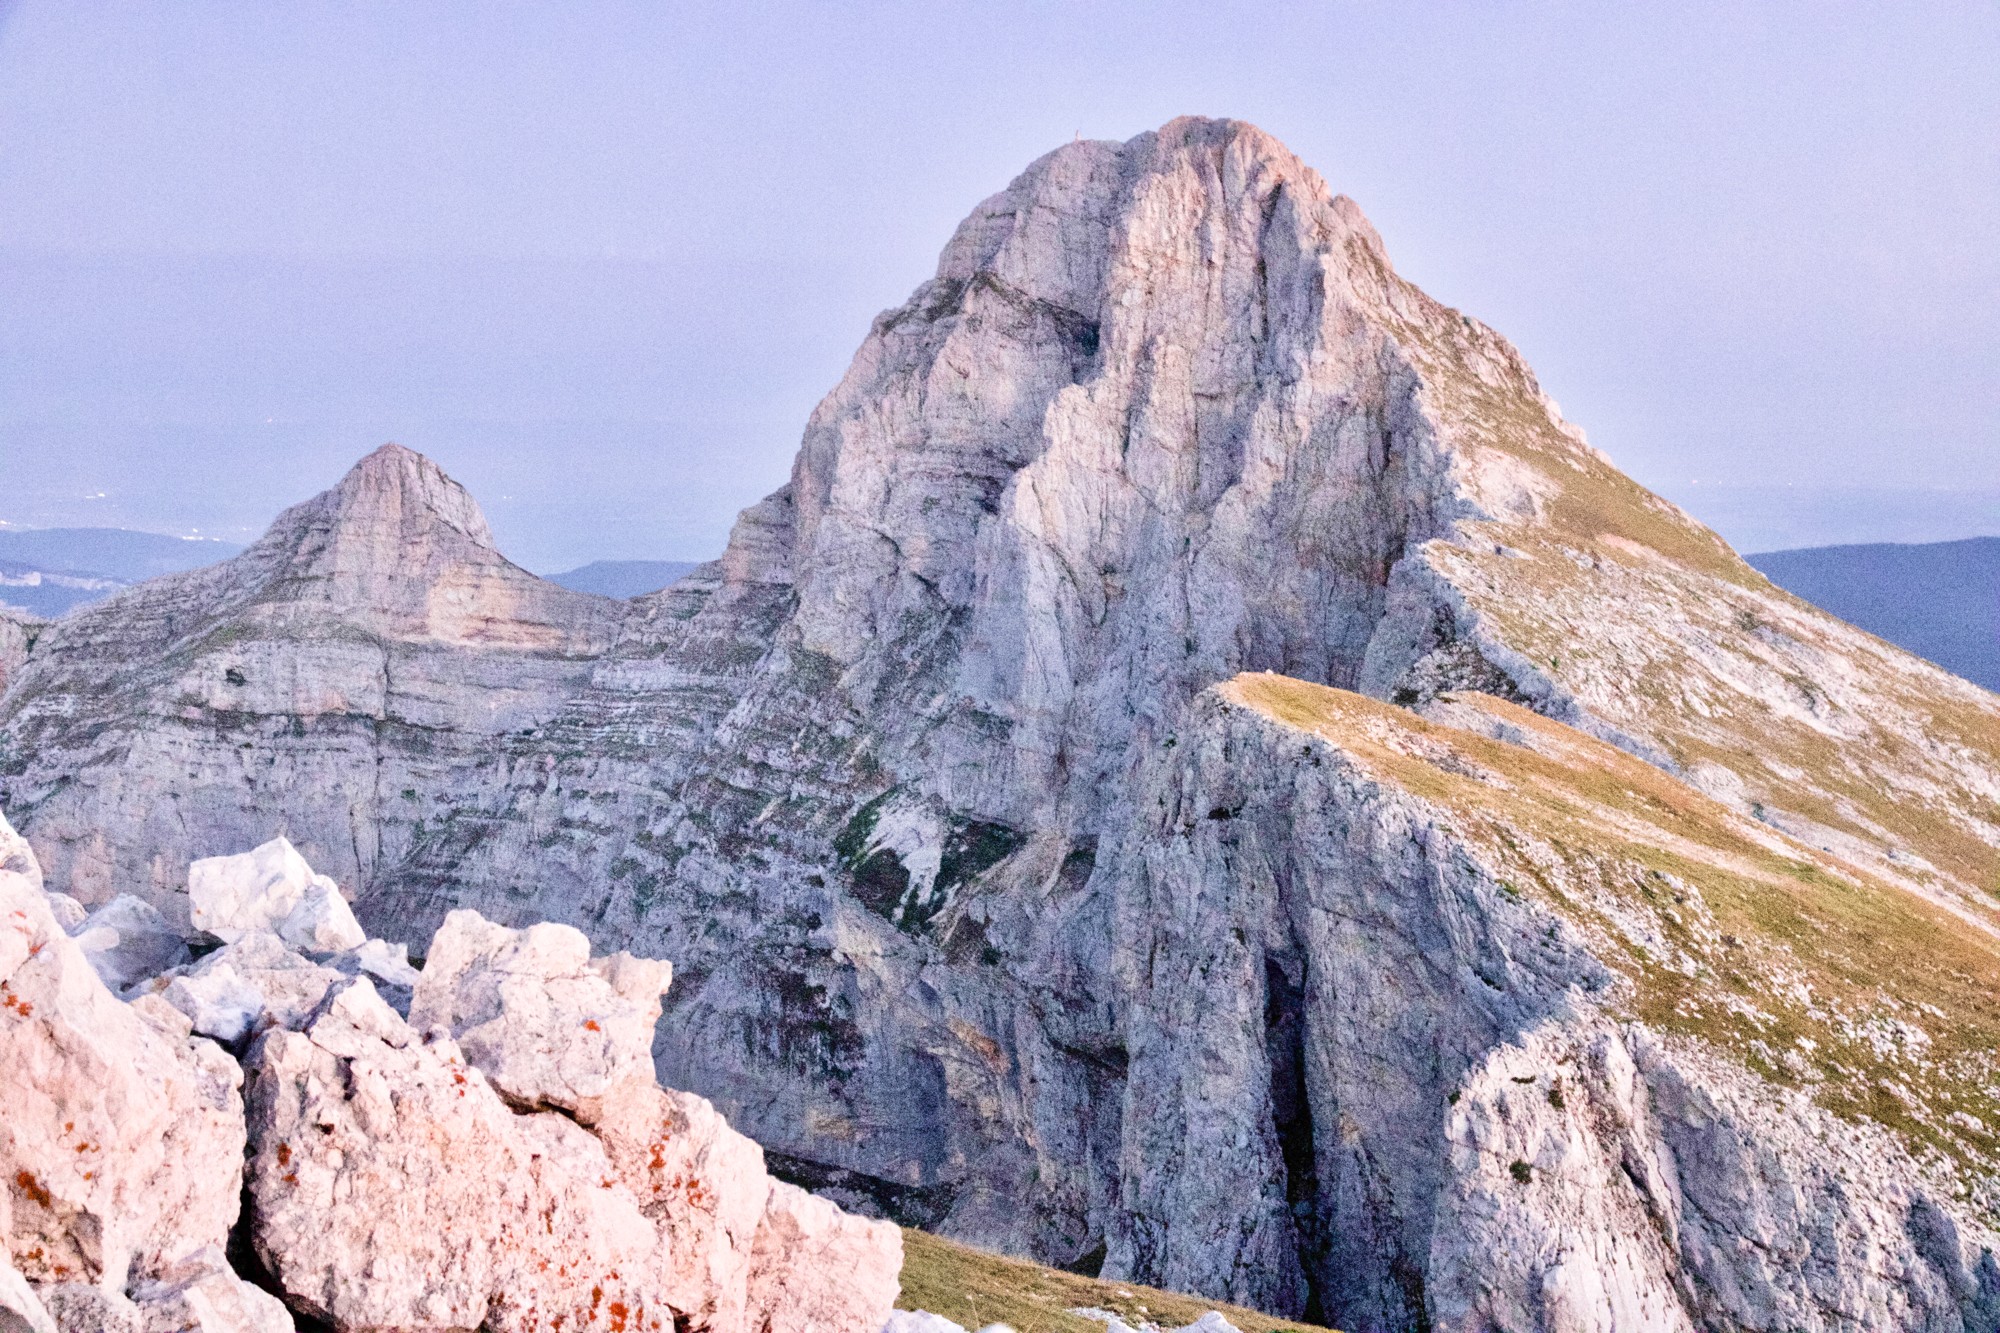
xmin=4 ymin=117 xmax=2000 ymax=1328
xmin=1 ymin=815 xmax=900 ymax=1333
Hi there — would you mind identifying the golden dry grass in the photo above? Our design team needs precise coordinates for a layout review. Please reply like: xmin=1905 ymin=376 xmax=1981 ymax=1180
xmin=897 ymin=1227 xmax=1333 ymax=1332
xmin=1225 ymin=673 xmax=2000 ymax=1191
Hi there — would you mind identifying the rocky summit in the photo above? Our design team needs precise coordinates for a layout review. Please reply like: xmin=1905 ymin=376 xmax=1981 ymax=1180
xmin=3 ymin=117 xmax=1999 ymax=1331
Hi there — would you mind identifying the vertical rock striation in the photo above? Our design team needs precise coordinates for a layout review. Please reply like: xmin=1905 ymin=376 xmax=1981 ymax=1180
xmin=1112 ymin=676 xmax=2000 ymax=1328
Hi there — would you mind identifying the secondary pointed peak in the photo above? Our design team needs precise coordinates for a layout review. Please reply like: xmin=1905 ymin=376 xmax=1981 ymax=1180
xmin=318 ymin=443 xmax=496 ymax=551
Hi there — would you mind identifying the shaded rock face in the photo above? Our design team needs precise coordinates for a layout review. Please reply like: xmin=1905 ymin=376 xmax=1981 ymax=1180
xmin=4 ymin=116 xmax=2000 ymax=1327
xmin=0 ymin=610 xmax=37 ymax=701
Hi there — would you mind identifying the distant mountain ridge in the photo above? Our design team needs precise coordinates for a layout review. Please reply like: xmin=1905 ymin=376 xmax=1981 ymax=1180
xmin=0 ymin=527 xmax=707 ymax=618
xmin=545 ymin=559 xmax=702 ymax=598
xmin=0 ymin=526 xmax=244 ymax=618
xmin=1749 ymin=536 xmax=1999 ymax=691
xmin=0 ymin=526 xmax=244 ymax=581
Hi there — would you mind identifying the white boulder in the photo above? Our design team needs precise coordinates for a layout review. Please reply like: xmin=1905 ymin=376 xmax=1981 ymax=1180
xmin=407 ymin=909 xmax=671 ymax=1116
xmin=341 ymin=937 xmax=421 ymax=990
xmin=70 ymin=895 xmax=190 ymax=992
xmin=158 ymin=932 xmax=346 ymax=1047
xmin=402 ymin=909 xmax=903 ymax=1333
xmin=589 ymin=1078 xmax=771 ymax=1329
xmin=186 ymin=839 xmax=363 ymax=953
xmin=748 ymin=1180 xmax=904 ymax=1333
xmin=881 ymin=1314 xmax=970 ymax=1333
xmin=1072 ymin=1314 xmax=1239 ymax=1333
xmin=0 ymin=815 xmax=40 ymax=889
xmin=245 ymin=976 xmax=675 ymax=1332
xmin=0 ymin=814 xmax=245 ymax=1296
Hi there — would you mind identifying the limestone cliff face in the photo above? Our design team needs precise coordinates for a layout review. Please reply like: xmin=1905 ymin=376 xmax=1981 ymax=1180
xmin=5 ymin=118 xmax=2000 ymax=1329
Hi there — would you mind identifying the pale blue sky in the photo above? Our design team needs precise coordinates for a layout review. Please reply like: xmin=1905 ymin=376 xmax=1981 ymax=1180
xmin=2 ymin=2 xmax=1995 ymax=568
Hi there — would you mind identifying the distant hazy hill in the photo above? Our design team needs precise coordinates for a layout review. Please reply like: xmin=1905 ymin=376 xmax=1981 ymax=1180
xmin=543 ymin=559 xmax=701 ymax=598
xmin=1748 ymin=537 xmax=1999 ymax=691
xmin=0 ymin=527 xmax=243 ymax=618
xmin=0 ymin=527 xmax=243 ymax=582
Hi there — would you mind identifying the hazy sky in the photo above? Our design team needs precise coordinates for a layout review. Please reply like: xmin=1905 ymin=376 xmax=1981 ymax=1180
xmin=2 ymin=2 xmax=1995 ymax=569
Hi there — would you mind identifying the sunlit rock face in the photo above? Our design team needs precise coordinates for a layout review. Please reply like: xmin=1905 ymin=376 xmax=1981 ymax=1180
xmin=4 ymin=815 xmax=900 ymax=1333
xmin=4 ymin=117 xmax=1999 ymax=1328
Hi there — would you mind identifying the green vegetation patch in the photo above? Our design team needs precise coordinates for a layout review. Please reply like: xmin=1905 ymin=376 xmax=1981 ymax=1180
xmin=936 ymin=817 xmax=1027 ymax=897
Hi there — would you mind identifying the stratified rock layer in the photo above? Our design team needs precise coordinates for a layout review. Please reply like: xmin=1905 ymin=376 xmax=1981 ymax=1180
xmin=4 ymin=118 xmax=2000 ymax=1327
xmin=0 ymin=444 xmax=621 ymax=913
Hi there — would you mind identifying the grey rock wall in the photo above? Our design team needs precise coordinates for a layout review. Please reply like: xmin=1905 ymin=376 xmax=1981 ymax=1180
xmin=0 ymin=609 xmax=38 ymax=699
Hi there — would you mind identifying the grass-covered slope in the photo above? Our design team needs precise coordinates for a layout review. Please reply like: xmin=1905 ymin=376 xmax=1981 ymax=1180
xmin=899 ymin=1227 xmax=1331 ymax=1332
xmin=1225 ymin=673 xmax=2000 ymax=1198
xmin=1367 ymin=278 xmax=2000 ymax=924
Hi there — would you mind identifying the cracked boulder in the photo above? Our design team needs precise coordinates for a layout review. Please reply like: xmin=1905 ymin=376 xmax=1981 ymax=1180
xmin=245 ymin=975 xmax=676 ymax=1332
xmin=152 ymin=932 xmax=348 ymax=1048
xmin=403 ymin=910 xmax=904 ymax=1333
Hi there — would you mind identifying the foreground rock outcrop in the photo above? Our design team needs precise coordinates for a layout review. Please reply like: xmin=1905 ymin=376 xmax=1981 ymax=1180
xmin=0 ymin=815 xmax=273 ymax=1330
xmin=4 ymin=118 xmax=1999 ymax=1328
xmin=2 ymin=817 xmax=900 ymax=1332
xmin=408 ymin=909 xmax=672 ymax=1117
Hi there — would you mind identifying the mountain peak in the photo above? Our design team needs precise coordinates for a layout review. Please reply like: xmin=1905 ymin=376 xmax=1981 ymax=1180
xmin=6 ymin=121 xmax=1999 ymax=1333
xmin=316 ymin=443 xmax=496 ymax=551
xmin=81 ymin=443 xmax=614 ymax=650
